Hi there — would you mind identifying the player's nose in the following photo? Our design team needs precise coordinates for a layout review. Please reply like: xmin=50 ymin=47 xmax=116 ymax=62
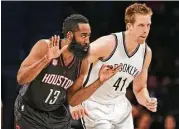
xmin=143 ymin=26 xmax=149 ymax=34
xmin=85 ymin=37 xmax=90 ymax=44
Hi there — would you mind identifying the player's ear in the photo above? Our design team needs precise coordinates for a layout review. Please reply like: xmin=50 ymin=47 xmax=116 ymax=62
xmin=66 ymin=31 xmax=73 ymax=41
xmin=126 ymin=23 xmax=132 ymax=31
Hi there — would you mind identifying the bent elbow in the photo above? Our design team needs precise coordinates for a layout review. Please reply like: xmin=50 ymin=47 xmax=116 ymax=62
xmin=17 ymin=73 xmax=25 ymax=86
xmin=17 ymin=76 xmax=23 ymax=85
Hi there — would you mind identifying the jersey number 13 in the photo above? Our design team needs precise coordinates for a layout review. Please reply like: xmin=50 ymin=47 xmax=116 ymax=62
xmin=44 ymin=89 xmax=61 ymax=104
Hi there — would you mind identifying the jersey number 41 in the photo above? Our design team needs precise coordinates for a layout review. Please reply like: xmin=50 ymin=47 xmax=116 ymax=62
xmin=113 ymin=77 xmax=127 ymax=91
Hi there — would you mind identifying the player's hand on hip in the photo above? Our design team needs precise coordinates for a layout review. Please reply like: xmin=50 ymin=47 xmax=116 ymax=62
xmin=70 ymin=105 xmax=88 ymax=120
xmin=98 ymin=64 xmax=121 ymax=83
xmin=145 ymin=97 xmax=158 ymax=112
xmin=47 ymin=35 xmax=68 ymax=60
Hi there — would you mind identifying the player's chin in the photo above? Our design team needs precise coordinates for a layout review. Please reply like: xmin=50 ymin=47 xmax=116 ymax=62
xmin=138 ymin=37 xmax=146 ymax=44
xmin=138 ymin=40 xmax=145 ymax=44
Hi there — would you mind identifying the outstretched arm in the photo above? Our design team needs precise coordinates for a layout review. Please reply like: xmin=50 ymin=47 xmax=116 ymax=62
xmin=68 ymin=34 xmax=119 ymax=118
xmin=68 ymin=61 xmax=121 ymax=106
xmin=133 ymin=46 xmax=157 ymax=112
xmin=67 ymin=34 xmax=116 ymax=102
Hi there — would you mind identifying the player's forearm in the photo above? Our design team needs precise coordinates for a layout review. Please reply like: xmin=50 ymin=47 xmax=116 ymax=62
xmin=17 ymin=55 xmax=51 ymax=85
xmin=69 ymin=79 xmax=103 ymax=106
xmin=134 ymin=87 xmax=150 ymax=106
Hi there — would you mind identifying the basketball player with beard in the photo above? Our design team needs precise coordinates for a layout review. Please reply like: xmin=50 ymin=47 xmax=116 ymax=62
xmin=14 ymin=14 xmax=120 ymax=129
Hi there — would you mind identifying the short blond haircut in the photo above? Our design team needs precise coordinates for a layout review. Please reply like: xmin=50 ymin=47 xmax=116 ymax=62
xmin=125 ymin=3 xmax=153 ymax=25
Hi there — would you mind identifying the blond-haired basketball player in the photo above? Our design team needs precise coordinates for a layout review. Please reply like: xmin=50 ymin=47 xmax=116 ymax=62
xmin=69 ymin=3 xmax=158 ymax=129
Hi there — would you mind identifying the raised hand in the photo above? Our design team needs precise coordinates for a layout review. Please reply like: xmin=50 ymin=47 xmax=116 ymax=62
xmin=46 ymin=35 xmax=68 ymax=60
xmin=98 ymin=64 xmax=121 ymax=83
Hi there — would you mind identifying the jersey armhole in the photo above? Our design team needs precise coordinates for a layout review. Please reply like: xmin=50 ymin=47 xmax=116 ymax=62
xmin=99 ymin=34 xmax=118 ymax=62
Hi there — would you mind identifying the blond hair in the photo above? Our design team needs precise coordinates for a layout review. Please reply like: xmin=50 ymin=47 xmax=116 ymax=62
xmin=125 ymin=3 xmax=153 ymax=25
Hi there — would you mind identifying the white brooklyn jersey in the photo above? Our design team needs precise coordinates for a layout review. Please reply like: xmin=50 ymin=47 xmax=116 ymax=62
xmin=84 ymin=32 xmax=147 ymax=104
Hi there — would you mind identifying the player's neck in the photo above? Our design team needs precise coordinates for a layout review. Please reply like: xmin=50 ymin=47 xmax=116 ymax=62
xmin=124 ymin=31 xmax=139 ymax=53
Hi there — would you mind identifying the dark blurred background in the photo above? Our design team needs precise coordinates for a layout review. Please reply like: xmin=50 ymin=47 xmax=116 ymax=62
xmin=1 ymin=1 xmax=179 ymax=129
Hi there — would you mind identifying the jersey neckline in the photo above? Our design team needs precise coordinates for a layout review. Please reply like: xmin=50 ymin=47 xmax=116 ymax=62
xmin=122 ymin=32 xmax=140 ymax=58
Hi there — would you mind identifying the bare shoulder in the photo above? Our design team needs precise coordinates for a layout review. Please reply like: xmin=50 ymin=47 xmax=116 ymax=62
xmin=88 ymin=34 xmax=116 ymax=63
xmin=32 ymin=39 xmax=49 ymax=51
xmin=90 ymin=34 xmax=116 ymax=49
xmin=26 ymin=39 xmax=49 ymax=59
xmin=19 ymin=39 xmax=49 ymax=67
xmin=101 ymin=34 xmax=115 ymax=41
xmin=96 ymin=34 xmax=116 ymax=45
xmin=36 ymin=39 xmax=50 ymax=45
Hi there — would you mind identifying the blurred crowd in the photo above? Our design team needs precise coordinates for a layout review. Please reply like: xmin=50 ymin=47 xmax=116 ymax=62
xmin=1 ymin=1 xmax=179 ymax=129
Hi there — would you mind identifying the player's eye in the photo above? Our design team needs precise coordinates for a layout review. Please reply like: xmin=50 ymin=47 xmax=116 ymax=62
xmin=81 ymin=33 xmax=91 ymax=38
xmin=138 ymin=24 xmax=144 ymax=27
xmin=81 ymin=34 xmax=87 ymax=38
xmin=147 ymin=24 xmax=151 ymax=27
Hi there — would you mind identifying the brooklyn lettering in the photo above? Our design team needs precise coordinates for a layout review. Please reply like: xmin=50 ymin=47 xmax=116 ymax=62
xmin=115 ymin=63 xmax=139 ymax=78
xmin=42 ymin=74 xmax=73 ymax=89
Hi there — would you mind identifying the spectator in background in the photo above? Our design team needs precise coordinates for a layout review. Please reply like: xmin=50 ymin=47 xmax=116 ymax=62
xmin=136 ymin=111 xmax=152 ymax=129
xmin=164 ymin=114 xmax=176 ymax=129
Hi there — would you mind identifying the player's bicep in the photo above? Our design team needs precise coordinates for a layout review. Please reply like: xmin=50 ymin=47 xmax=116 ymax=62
xmin=133 ymin=46 xmax=152 ymax=93
xmin=68 ymin=59 xmax=89 ymax=92
xmin=20 ymin=39 xmax=49 ymax=68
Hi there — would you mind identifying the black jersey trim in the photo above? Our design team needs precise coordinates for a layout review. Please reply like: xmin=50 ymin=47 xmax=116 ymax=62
xmin=77 ymin=59 xmax=82 ymax=77
xmin=83 ymin=63 xmax=93 ymax=88
xmin=122 ymin=32 xmax=140 ymax=58
xmin=99 ymin=34 xmax=118 ymax=62
xmin=58 ymin=40 xmax=63 ymax=67
xmin=60 ymin=54 xmax=76 ymax=69
xmin=81 ymin=117 xmax=87 ymax=129
xmin=68 ymin=57 xmax=76 ymax=69
xmin=59 ymin=55 xmax=64 ymax=67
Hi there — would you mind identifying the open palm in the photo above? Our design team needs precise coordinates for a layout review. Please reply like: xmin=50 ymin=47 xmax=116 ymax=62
xmin=47 ymin=35 xmax=68 ymax=60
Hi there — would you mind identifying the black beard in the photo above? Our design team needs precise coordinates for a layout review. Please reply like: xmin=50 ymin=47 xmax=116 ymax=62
xmin=68 ymin=38 xmax=90 ymax=60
